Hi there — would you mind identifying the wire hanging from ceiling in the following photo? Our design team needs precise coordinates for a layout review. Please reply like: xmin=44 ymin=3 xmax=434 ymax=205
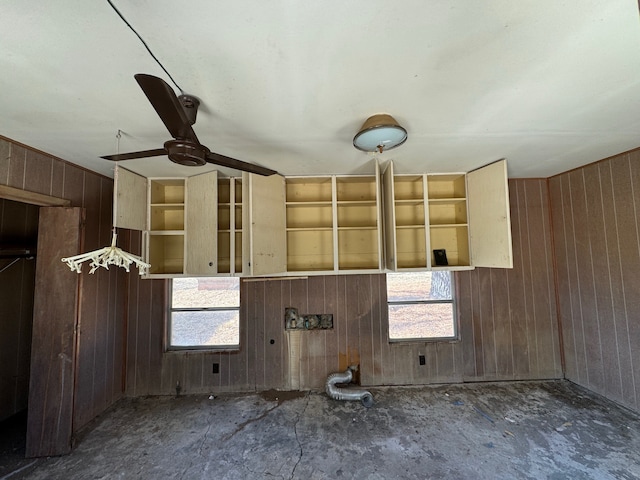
xmin=106 ymin=0 xmax=184 ymax=94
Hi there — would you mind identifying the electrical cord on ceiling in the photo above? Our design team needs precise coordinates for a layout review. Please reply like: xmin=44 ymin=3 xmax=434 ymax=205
xmin=106 ymin=0 xmax=184 ymax=94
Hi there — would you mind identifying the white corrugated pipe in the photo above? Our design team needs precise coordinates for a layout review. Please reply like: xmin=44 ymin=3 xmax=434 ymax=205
xmin=325 ymin=366 xmax=374 ymax=408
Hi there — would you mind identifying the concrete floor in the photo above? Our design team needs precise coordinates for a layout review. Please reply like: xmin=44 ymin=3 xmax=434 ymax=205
xmin=2 ymin=380 xmax=639 ymax=479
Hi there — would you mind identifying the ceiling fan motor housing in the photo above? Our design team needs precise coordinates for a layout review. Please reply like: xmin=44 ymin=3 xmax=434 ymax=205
xmin=178 ymin=94 xmax=200 ymax=125
xmin=164 ymin=139 xmax=209 ymax=166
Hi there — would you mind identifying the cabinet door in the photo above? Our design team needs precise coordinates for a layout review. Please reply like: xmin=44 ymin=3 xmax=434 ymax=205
xmin=113 ymin=165 xmax=146 ymax=231
xmin=186 ymin=170 xmax=218 ymax=274
xmin=243 ymin=173 xmax=287 ymax=276
xmin=381 ymin=161 xmax=397 ymax=270
xmin=467 ymin=159 xmax=513 ymax=268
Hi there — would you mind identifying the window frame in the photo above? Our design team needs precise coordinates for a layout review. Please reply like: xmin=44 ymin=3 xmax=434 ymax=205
xmin=167 ymin=277 xmax=241 ymax=352
xmin=386 ymin=271 xmax=458 ymax=343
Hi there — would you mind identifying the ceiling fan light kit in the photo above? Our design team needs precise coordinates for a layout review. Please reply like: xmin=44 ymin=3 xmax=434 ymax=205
xmin=353 ymin=114 xmax=408 ymax=154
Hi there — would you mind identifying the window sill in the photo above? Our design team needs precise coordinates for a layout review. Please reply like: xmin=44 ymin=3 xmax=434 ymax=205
xmin=389 ymin=337 xmax=459 ymax=345
xmin=166 ymin=345 xmax=240 ymax=353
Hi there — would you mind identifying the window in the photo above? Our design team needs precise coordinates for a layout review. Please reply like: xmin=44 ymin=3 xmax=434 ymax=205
xmin=169 ymin=277 xmax=240 ymax=350
xmin=387 ymin=271 xmax=456 ymax=341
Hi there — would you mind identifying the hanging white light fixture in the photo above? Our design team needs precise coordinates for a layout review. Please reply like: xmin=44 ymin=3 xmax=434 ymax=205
xmin=61 ymin=130 xmax=150 ymax=275
xmin=353 ymin=114 xmax=408 ymax=154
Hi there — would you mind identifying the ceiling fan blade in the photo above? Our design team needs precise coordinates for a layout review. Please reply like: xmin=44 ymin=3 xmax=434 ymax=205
xmin=134 ymin=74 xmax=199 ymax=143
xmin=101 ymin=148 xmax=167 ymax=161
xmin=205 ymin=152 xmax=278 ymax=176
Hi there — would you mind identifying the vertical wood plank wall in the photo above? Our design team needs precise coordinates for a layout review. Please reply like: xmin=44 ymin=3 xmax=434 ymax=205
xmin=0 ymin=136 xmax=131 ymax=432
xmin=126 ymin=178 xmax=562 ymax=396
xmin=550 ymin=150 xmax=640 ymax=413
xmin=0 ymin=199 xmax=38 ymax=421
xmin=457 ymin=179 xmax=562 ymax=381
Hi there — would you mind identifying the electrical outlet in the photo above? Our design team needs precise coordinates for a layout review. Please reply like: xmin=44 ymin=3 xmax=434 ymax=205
xmin=212 ymin=363 xmax=220 ymax=374
xmin=419 ymin=355 xmax=426 ymax=366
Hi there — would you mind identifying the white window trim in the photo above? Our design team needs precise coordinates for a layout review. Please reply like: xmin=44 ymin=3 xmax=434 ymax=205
xmin=387 ymin=272 xmax=458 ymax=343
xmin=167 ymin=279 xmax=241 ymax=352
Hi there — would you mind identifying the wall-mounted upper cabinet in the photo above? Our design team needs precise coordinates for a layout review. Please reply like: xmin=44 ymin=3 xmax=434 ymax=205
xmin=283 ymin=166 xmax=384 ymax=275
xmin=115 ymin=159 xmax=512 ymax=279
xmin=113 ymin=166 xmax=219 ymax=277
xmin=242 ymin=172 xmax=287 ymax=277
xmin=382 ymin=159 xmax=512 ymax=271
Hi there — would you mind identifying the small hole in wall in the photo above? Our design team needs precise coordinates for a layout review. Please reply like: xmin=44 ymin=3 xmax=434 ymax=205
xmin=419 ymin=355 xmax=426 ymax=366
xmin=270 ymin=339 xmax=275 ymax=345
xmin=212 ymin=363 xmax=220 ymax=374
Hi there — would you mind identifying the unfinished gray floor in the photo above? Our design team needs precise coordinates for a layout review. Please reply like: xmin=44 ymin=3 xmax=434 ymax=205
xmin=4 ymin=381 xmax=640 ymax=479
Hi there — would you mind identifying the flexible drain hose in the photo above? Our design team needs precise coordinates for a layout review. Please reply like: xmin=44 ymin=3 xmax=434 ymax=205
xmin=325 ymin=367 xmax=374 ymax=408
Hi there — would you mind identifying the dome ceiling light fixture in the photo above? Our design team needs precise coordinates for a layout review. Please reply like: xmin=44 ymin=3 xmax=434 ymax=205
xmin=353 ymin=114 xmax=408 ymax=154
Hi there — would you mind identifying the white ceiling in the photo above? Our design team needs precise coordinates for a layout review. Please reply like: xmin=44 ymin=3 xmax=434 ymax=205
xmin=1 ymin=1 xmax=639 ymax=179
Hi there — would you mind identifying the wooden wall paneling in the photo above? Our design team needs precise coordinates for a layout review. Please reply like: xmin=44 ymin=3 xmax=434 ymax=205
xmin=323 ymin=276 xmax=340 ymax=376
xmin=148 ymin=280 xmax=165 ymax=394
xmin=186 ymin=353 xmax=204 ymax=393
xmin=289 ymin=278 xmax=308 ymax=388
xmin=344 ymin=276 xmax=361 ymax=378
xmin=469 ymin=271 xmax=485 ymax=379
xmin=0 ymin=138 xmax=10 ymax=184
xmin=281 ymin=279 xmax=294 ymax=390
xmin=422 ymin=342 xmax=437 ymax=381
xmin=569 ymin=169 xmax=604 ymax=392
xmin=261 ymin=281 xmax=282 ymax=388
xmin=50 ymin=159 xmax=64 ymax=199
xmin=294 ymin=277 xmax=324 ymax=389
xmin=478 ymin=269 xmax=498 ymax=379
xmin=623 ymin=154 xmax=640 ymax=410
xmin=93 ymin=178 xmax=114 ymax=416
xmin=523 ymin=179 xmax=560 ymax=378
xmin=488 ymin=268 xmax=513 ymax=379
xmin=24 ymin=150 xmax=53 ymax=196
xmin=564 ymin=173 xmax=589 ymax=384
xmin=515 ymin=179 xmax=538 ymax=378
xmin=598 ymin=161 xmax=632 ymax=405
xmin=249 ymin=281 xmax=265 ymax=388
xmin=390 ymin=344 xmax=415 ymax=385
xmin=135 ymin=277 xmax=153 ymax=395
xmin=534 ymin=180 xmax=562 ymax=377
xmin=7 ymin=143 xmax=26 ymax=189
xmin=62 ymin=167 xmax=84 ymax=207
xmin=375 ymin=274 xmax=394 ymax=385
xmin=605 ymin=156 xmax=639 ymax=409
xmin=125 ymin=231 xmax=141 ymax=395
xmin=208 ymin=352 xmax=221 ymax=391
xmin=111 ymin=259 xmax=126 ymax=401
xmin=457 ymin=270 xmax=476 ymax=378
xmin=73 ymin=173 xmax=101 ymax=428
xmin=26 ymin=207 xmax=83 ymax=457
xmin=584 ymin=164 xmax=620 ymax=398
xmin=334 ymin=276 xmax=347 ymax=374
xmin=358 ymin=275 xmax=375 ymax=386
xmin=229 ymin=279 xmax=250 ymax=391
xmin=549 ymin=176 xmax=577 ymax=379
xmin=507 ymin=181 xmax=531 ymax=378
xmin=435 ymin=342 xmax=459 ymax=382
xmin=364 ymin=275 xmax=382 ymax=385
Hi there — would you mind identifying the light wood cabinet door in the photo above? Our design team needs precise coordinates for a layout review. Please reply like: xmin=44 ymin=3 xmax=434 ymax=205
xmin=113 ymin=165 xmax=146 ymax=231
xmin=243 ymin=173 xmax=287 ymax=276
xmin=382 ymin=161 xmax=398 ymax=270
xmin=467 ymin=159 xmax=513 ymax=268
xmin=186 ymin=170 xmax=218 ymax=274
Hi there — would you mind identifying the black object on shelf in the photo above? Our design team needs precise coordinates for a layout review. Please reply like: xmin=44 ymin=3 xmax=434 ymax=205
xmin=433 ymin=249 xmax=448 ymax=266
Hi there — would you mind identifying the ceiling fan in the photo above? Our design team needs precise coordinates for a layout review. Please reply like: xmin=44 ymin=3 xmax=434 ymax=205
xmin=101 ymin=74 xmax=277 ymax=176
